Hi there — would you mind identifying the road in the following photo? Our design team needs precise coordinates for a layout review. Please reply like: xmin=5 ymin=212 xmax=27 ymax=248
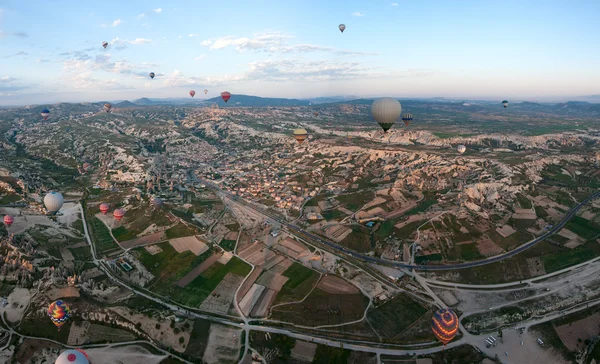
xmin=199 ymin=179 xmax=600 ymax=271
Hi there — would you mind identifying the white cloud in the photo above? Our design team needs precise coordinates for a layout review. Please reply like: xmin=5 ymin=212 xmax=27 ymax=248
xmin=178 ymin=35 xmax=182 ymax=39
xmin=194 ymin=55 xmax=206 ymax=61
xmin=391 ymin=2 xmax=399 ymax=6
xmin=352 ymin=12 xmax=365 ymax=16
xmin=129 ymin=38 xmax=153 ymax=45
xmin=36 ymin=59 xmax=51 ymax=63
xmin=0 ymin=30 xmax=28 ymax=38
xmin=153 ymin=8 xmax=162 ymax=14
xmin=136 ymin=13 xmax=145 ymax=19
xmin=109 ymin=37 xmax=153 ymax=50
xmin=112 ymin=19 xmax=122 ymax=27
xmin=188 ymin=34 xmax=199 ymax=37
xmin=0 ymin=76 xmax=17 ymax=83
xmin=200 ymin=39 xmax=212 ymax=46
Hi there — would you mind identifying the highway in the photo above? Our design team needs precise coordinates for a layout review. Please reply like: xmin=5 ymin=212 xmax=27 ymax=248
xmin=200 ymin=179 xmax=600 ymax=271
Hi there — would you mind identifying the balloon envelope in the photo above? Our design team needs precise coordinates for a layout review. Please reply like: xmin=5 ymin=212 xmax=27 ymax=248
xmin=44 ymin=192 xmax=64 ymax=215
xmin=432 ymin=308 xmax=459 ymax=345
xmin=152 ymin=197 xmax=163 ymax=207
xmin=41 ymin=108 xmax=50 ymax=120
xmin=82 ymin=162 xmax=91 ymax=171
xmin=457 ymin=145 xmax=466 ymax=154
xmin=99 ymin=203 xmax=110 ymax=214
xmin=339 ymin=24 xmax=346 ymax=32
xmin=402 ymin=113 xmax=413 ymax=126
xmin=103 ymin=103 xmax=112 ymax=112
xmin=502 ymin=100 xmax=509 ymax=108
xmin=47 ymin=300 xmax=70 ymax=329
xmin=113 ymin=208 xmax=125 ymax=221
xmin=204 ymin=89 xmax=208 ymax=94
xmin=3 ymin=215 xmax=14 ymax=227
xmin=293 ymin=128 xmax=308 ymax=144
xmin=313 ymin=112 xmax=319 ymax=117
xmin=189 ymin=90 xmax=196 ymax=97
xmin=221 ymin=91 xmax=231 ymax=103
xmin=102 ymin=41 xmax=108 ymax=49
xmin=149 ymin=72 xmax=155 ymax=79
xmin=371 ymin=98 xmax=402 ymax=132
xmin=55 ymin=349 xmax=90 ymax=364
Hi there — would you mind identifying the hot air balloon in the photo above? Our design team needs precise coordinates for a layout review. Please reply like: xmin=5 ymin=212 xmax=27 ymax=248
xmin=152 ymin=197 xmax=163 ymax=207
xmin=293 ymin=129 xmax=308 ymax=144
xmin=55 ymin=349 xmax=90 ymax=364
xmin=113 ymin=208 xmax=125 ymax=221
xmin=3 ymin=215 xmax=14 ymax=227
xmin=402 ymin=113 xmax=413 ymax=127
xmin=204 ymin=89 xmax=208 ymax=94
xmin=82 ymin=162 xmax=92 ymax=171
xmin=371 ymin=98 xmax=401 ymax=133
xmin=189 ymin=90 xmax=196 ymax=98
xmin=313 ymin=112 xmax=319 ymax=117
xmin=502 ymin=100 xmax=509 ymax=108
xmin=99 ymin=203 xmax=110 ymax=214
xmin=103 ymin=103 xmax=112 ymax=113
xmin=457 ymin=145 xmax=466 ymax=154
xmin=44 ymin=192 xmax=64 ymax=215
xmin=102 ymin=41 xmax=108 ymax=49
xmin=339 ymin=24 xmax=346 ymax=33
xmin=221 ymin=91 xmax=231 ymax=103
xmin=432 ymin=308 xmax=459 ymax=345
xmin=149 ymin=72 xmax=155 ymax=79
xmin=47 ymin=300 xmax=70 ymax=330
xmin=41 ymin=108 xmax=50 ymax=120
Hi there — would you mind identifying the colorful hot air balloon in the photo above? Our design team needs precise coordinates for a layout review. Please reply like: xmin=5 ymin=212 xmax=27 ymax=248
xmin=41 ymin=108 xmax=50 ymax=120
xmin=99 ymin=203 xmax=110 ymax=214
xmin=189 ymin=90 xmax=196 ymax=98
xmin=432 ymin=308 xmax=459 ymax=345
xmin=149 ymin=72 xmax=155 ymax=79
xmin=339 ymin=24 xmax=346 ymax=33
xmin=55 ymin=349 xmax=90 ymax=364
xmin=371 ymin=98 xmax=401 ymax=133
xmin=44 ymin=192 xmax=64 ymax=215
xmin=457 ymin=145 xmax=466 ymax=154
xmin=293 ymin=129 xmax=308 ymax=144
xmin=48 ymin=300 xmax=70 ymax=330
xmin=3 ymin=215 xmax=14 ymax=227
xmin=502 ymin=100 xmax=509 ymax=108
xmin=221 ymin=91 xmax=231 ymax=103
xmin=113 ymin=208 xmax=125 ymax=221
xmin=313 ymin=112 xmax=319 ymax=117
xmin=402 ymin=113 xmax=413 ymax=127
xmin=102 ymin=41 xmax=108 ymax=49
xmin=204 ymin=89 xmax=208 ymax=94
xmin=103 ymin=103 xmax=112 ymax=113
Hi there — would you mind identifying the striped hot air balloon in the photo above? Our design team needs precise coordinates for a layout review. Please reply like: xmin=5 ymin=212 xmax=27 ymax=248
xmin=432 ymin=308 xmax=459 ymax=345
xmin=293 ymin=128 xmax=308 ymax=144
xmin=47 ymin=300 xmax=70 ymax=331
xmin=99 ymin=203 xmax=110 ymax=215
xmin=502 ymin=100 xmax=509 ymax=108
xmin=3 ymin=215 xmax=14 ymax=227
xmin=41 ymin=108 xmax=50 ymax=120
xmin=402 ymin=113 xmax=413 ymax=127
xmin=113 ymin=208 xmax=125 ymax=221
xmin=371 ymin=98 xmax=401 ymax=133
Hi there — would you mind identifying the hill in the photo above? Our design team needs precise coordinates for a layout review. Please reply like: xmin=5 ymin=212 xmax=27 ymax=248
xmin=115 ymin=100 xmax=138 ymax=108
xmin=205 ymin=94 xmax=310 ymax=107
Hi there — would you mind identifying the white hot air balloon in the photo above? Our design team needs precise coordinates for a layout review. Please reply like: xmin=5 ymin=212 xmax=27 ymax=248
xmin=44 ymin=192 xmax=64 ymax=215
xmin=55 ymin=349 xmax=90 ymax=364
xmin=457 ymin=145 xmax=467 ymax=154
xmin=371 ymin=98 xmax=402 ymax=133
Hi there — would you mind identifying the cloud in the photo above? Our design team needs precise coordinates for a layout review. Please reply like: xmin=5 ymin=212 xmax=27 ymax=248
xmin=0 ymin=76 xmax=17 ymax=83
xmin=58 ymin=50 xmax=91 ymax=61
xmin=0 ymin=76 xmax=32 ymax=92
xmin=112 ymin=19 xmax=122 ymax=27
xmin=194 ymin=55 xmax=206 ymax=61
xmin=178 ymin=35 xmax=182 ymax=39
xmin=3 ymin=50 xmax=28 ymax=58
xmin=0 ymin=31 xmax=28 ymax=38
xmin=36 ymin=59 xmax=51 ymax=63
xmin=352 ymin=12 xmax=365 ymax=16
xmin=109 ymin=37 xmax=153 ymax=50
xmin=153 ymin=8 xmax=162 ymax=14
xmin=201 ymin=31 xmax=376 ymax=55
xmin=136 ymin=13 xmax=145 ymax=19
xmin=129 ymin=38 xmax=153 ymax=45
xmin=391 ymin=2 xmax=398 ymax=6
xmin=188 ymin=34 xmax=199 ymax=37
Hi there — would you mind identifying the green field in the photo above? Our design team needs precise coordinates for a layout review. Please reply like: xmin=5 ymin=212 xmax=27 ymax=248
xmin=336 ymin=191 xmax=373 ymax=211
xmin=166 ymin=223 xmax=198 ymax=239
xmin=415 ymin=253 xmax=443 ymax=264
xmin=322 ymin=209 xmax=346 ymax=220
xmin=219 ymin=239 xmax=237 ymax=252
xmin=516 ymin=194 xmax=533 ymax=209
xmin=0 ymin=282 xmax=15 ymax=296
xmin=541 ymin=241 xmax=600 ymax=273
xmin=367 ymin=293 xmax=428 ymax=339
xmin=274 ymin=263 xmax=320 ymax=304
xmin=68 ymin=246 xmax=92 ymax=260
xmin=458 ymin=243 xmax=484 ymax=261
xmin=19 ymin=319 xmax=71 ymax=343
xmin=88 ymin=217 xmax=120 ymax=254
xmin=184 ymin=319 xmax=212 ymax=360
xmin=564 ymin=216 xmax=600 ymax=240
xmin=340 ymin=227 xmax=373 ymax=252
xmin=404 ymin=199 xmax=437 ymax=216
xmin=112 ymin=226 xmax=137 ymax=242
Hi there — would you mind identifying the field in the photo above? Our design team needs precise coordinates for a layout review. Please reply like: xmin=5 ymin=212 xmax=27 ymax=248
xmin=68 ymin=246 xmax=92 ymax=260
xmin=564 ymin=216 xmax=600 ymax=240
xmin=166 ymin=223 xmax=199 ymax=239
xmin=87 ymin=323 xmax=136 ymax=343
xmin=458 ymin=243 xmax=484 ymax=261
xmin=367 ymin=293 xmax=428 ymax=339
xmin=88 ymin=216 xmax=120 ymax=255
xmin=271 ymin=288 xmax=368 ymax=326
xmin=541 ymin=241 xmax=600 ymax=273
xmin=19 ymin=318 xmax=71 ymax=343
xmin=340 ymin=226 xmax=372 ymax=252
xmin=336 ymin=191 xmax=373 ymax=211
xmin=112 ymin=226 xmax=137 ymax=242
xmin=219 ymin=239 xmax=237 ymax=252
xmin=184 ymin=319 xmax=212 ymax=360
xmin=274 ymin=263 xmax=320 ymax=304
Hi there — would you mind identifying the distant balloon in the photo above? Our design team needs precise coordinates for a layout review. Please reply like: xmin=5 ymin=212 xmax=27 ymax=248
xmin=432 ymin=308 xmax=459 ymax=345
xmin=339 ymin=24 xmax=346 ymax=33
xmin=99 ymin=203 xmax=110 ymax=215
xmin=149 ymin=72 xmax=155 ymax=79
xmin=103 ymin=103 xmax=112 ymax=113
xmin=293 ymin=128 xmax=308 ymax=144
xmin=152 ymin=197 xmax=163 ymax=207
xmin=3 ymin=215 xmax=14 ymax=227
xmin=102 ymin=41 xmax=108 ymax=49
xmin=41 ymin=108 xmax=50 ymax=120
xmin=371 ymin=98 xmax=402 ymax=133
xmin=402 ymin=113 xmax=413 ymax=127
xmin=82 ymin=162 xmax=92 ymax=171
xmin=457 ymin=145 xmax=466 ymax=154
xmin=221 ymin=91 xmax=231 ymax=103
xmin=47 ymin=300 xmax=70 ymax=330
xmin=113 ymin=208 xmax=125 ymax=221
xmin=502 ymin=100 xmax=509 ymax=108
xmin=44 ymin=192 xmax=64 ymax=215
xmin=313 ymin=112 xmax=319 ymax=117
xmin=55 ymin=349 xmax=90 ymax=364
xmin=204 ymin=89 xmax=208 ymax=94
xmin=189 ymin=90 xmax=196 ymax=98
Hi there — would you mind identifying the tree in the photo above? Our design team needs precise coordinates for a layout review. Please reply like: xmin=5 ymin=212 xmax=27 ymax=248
xmin=174 ymin=327 xmax=180 ymax=334
xmin=179 ymin=337 xmax=184 ymax=344
xmin=155 ymin=323 xmax=161 ymax=330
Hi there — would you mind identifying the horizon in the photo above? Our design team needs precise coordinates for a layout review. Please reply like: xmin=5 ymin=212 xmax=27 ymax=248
xmin=2 ymin=0 xmax=600 ymax=105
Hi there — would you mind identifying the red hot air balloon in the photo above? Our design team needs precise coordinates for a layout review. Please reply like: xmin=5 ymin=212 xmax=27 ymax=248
xmin=99 ymin=203 xmax=110 ymax=215
xmin=113 ymin=208 xmax=125 ymax=221
xmin=3 ymin=215 xmax=14 ymax=227
xmin=189 ymin=90 xmax=196 ymax=98
xmin=221 ymin=91 xmax=231 ymax=103
xmin=432 ymin=308 xmax=459 ymax=345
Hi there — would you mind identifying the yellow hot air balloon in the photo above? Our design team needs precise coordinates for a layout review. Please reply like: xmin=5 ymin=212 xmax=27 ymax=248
xmin=293 ymin=128 xmax=308 ymax=144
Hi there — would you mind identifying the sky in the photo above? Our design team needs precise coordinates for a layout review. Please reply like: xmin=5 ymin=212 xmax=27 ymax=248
xmin=1 ymin=0 xmax=600 ymax=105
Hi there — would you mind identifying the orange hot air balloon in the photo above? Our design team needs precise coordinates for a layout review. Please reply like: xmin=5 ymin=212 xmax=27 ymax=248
xmin=113 ymin=208 xmax=125 ymax=221
xmin=99 ymin=203 xmax=110 ymax=215
xmin=3 ymin=215 xmax=14 ymax=227
xmin=221 ymin=91 xmax=231 ymax=103
xmin=432 ymin=308 xmax=459 ymax=345
xmin=313 ymin=112 xmax=319 ymax=117
xmin=293 ymin=129 xmax=308 ymax=144
xmin=189 ymin=90 xmax=196 ymax=98
xmin=48 ymin=300 xmax=70 ymax=330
